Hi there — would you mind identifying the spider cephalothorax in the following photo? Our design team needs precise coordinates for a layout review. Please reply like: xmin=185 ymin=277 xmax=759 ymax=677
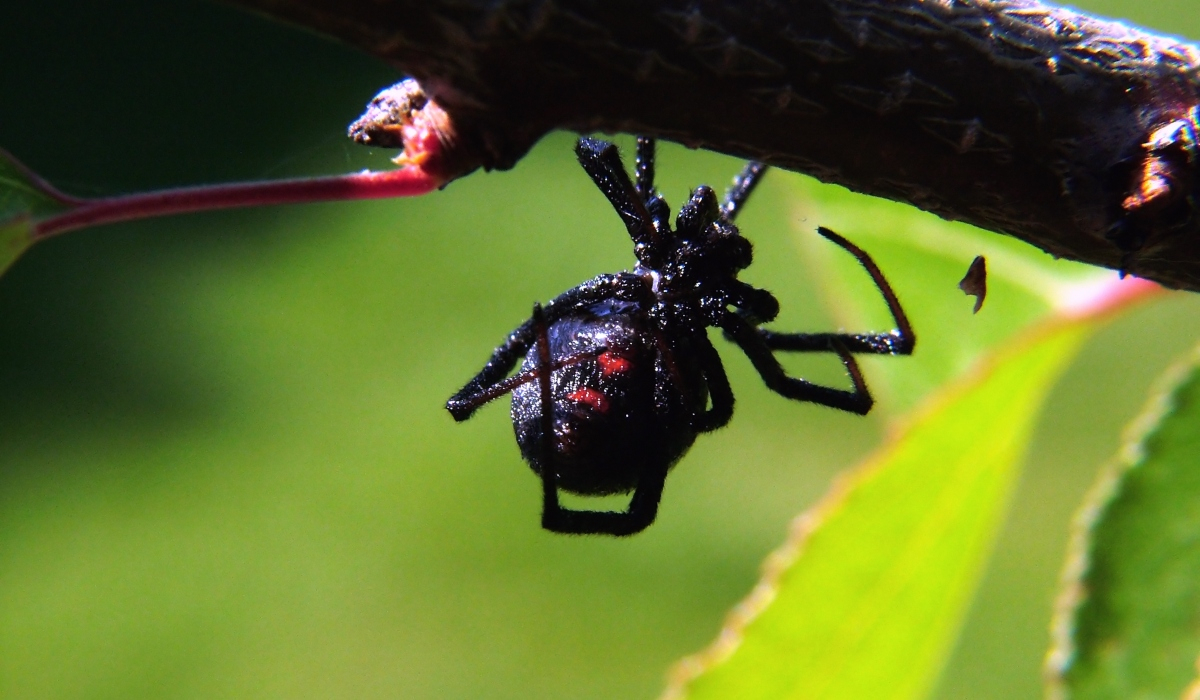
xmin=447 ymin=136 xmax=914 ymax=536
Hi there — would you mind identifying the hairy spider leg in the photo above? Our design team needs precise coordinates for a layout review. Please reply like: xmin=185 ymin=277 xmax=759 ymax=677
xmin=725 ymin=279 xmax=782 ymax=326
xmin=722 ymin=162 xmax=769 ymax=221
xmin=446 ymin=273 xmax=646 ymax=421
xmin=716 ymin=226 xmax=915 ymax=416
xmin=576 ymin=137 xmax=667 ymax=266
xmin=635 ymin=136 xmax=655 ymax=200
xmin=758 ymin=227 xmax=916 ymax=356
xmin=529 ymin=303 xmax=671 ymax=537
xmin=722 ymin=312 xmax=875 ymax=415
xmin=690 ymin=329 xmax=734 ymax=431
xmin=640 ymin=314 xmax=734 ymax=434
xmin=634 ymin=138 xmax=675 ymax=236
xmin=448 ymin=348 xmax=605 ymax=415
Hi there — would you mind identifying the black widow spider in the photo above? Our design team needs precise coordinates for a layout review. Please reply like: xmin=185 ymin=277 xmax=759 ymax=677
xmin=446 ymin=136 xmax=914 ymax=536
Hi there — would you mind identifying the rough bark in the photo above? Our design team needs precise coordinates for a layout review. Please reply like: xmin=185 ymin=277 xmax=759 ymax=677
xmin=229 ymin=0 xmax=1200 ymax=291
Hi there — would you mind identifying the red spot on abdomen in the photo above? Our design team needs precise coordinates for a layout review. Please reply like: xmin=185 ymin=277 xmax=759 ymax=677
xmin=597 ymin=351 xmax=632 ymax=376
xmin=568 ymin=387 xmax=610 ymax=413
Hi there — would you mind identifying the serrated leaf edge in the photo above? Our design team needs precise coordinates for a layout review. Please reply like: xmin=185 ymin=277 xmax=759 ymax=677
xmin=661 ymin=318 xmax=1090 ymax=700
xmin=1044 ymin=340 xmax=1200 ymax=699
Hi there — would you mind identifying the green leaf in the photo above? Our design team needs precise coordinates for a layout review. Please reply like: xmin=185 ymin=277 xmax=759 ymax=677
xmin=0 ymin=149 xmax=69 ymax=220
xmin=663 ymin=321 xmax=1091 ymax=700
xmin=0 ymin=148 xmax=71 ymax=275
xmin=1048 ymin=343 xmax=1200 ymax=700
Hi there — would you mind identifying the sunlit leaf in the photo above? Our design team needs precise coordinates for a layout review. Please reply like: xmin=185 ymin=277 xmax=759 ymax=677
xmin=1048 ymin=343 xmax=1200 ymax=700
xmin=663 ymin=320 xmax=1091 ymax=700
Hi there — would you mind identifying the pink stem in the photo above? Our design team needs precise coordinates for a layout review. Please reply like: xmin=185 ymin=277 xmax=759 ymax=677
xmin=32 ymin=166 xmax=442 ymax=240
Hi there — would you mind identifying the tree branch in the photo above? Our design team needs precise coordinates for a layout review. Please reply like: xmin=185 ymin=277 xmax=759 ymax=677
xmin=227 ymin=0 xmax=1200 ymax=292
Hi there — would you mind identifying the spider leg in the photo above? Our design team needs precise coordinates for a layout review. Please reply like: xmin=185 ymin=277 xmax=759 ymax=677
xmin=759 ymin=330 xmax=911 ymax=355
xmin=722 ymin=162 xmax=769 ymax=221
xmin=759 ymin=226 xmax=915 ymax=356
xmin=445 ymin=273 xmax=646 ymax=420
xmin=446 ymin=323 xmax=535 ymax=421
xmin=576 ymin=137 xmax=666 ymax=265
xmin=725 ymin=280 xmax=781 ymax=325
xmin=450 ymin=348 xmax=608 ymax=420
xmin=692 ymin=329 xmax=734 ymax=432
xmin=532 ymin=303 xmax=572 ymax=531
xmin=638 ymin=306 xmax=732 ymax=433
xmin=635 ymin=136 xmax=655 ymax=200
xmin=540 ymin=460 xmax=668 ymax=536
xmin=722 ymin=311 xmax=874 ymax=415
xmin=636 ymin=137 xmax=673 ymax=235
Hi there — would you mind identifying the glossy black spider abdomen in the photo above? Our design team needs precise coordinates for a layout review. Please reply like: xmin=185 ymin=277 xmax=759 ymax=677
xmin=510 ymin=300 xmax=705 ymax=496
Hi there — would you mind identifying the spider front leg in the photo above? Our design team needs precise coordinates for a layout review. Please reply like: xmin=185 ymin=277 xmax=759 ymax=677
xmin=635 ymin=136 xmax=655 ymax=200
xmin=446 ymin=273 xmax=645 ymax=420
xmin=576 ymin=136 xmax=667 ymax=266
xmin=446 ymin=320 xmax=537 ymax=421
xmin=722 ymin=161 xmax=769 ymax=221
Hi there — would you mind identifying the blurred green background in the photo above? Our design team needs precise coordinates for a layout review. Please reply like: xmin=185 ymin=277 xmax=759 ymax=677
xmin=2 ymin=2 xmax=1200 ymax=698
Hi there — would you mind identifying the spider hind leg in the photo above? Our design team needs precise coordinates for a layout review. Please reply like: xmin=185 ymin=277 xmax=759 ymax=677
xmin=527 ymin=303 xmax=671 ymax=536
xmin=722 ymin=227 xmax=914 ymax=415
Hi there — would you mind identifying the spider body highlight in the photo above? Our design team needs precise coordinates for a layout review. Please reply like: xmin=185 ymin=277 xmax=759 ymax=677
xmin=447 ymin=136 xmax=914 ymax=536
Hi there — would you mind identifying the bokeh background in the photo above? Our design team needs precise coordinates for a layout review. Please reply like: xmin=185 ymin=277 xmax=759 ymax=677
xmin=2 ymin=2 xmax=1200 ymax=698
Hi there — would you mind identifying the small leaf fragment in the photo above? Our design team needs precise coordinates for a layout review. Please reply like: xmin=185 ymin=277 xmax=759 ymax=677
xmin=958 ymin=255 xmax=987 ymax=314
xmin=664 ymin=321 xmax=1090 ymax=700
xmin=0 ymin=148 xmax=73 ymax=221
xmin=1049 ymin=343 xmax=1200 ymax=700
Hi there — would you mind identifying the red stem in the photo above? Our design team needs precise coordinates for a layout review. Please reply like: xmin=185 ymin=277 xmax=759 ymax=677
xmin=32 ymin=166 xmax=442 ymax=240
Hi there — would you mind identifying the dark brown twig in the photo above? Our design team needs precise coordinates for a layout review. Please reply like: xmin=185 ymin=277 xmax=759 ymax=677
xmin=229 ymin=0 xmax=1200 ymax=292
